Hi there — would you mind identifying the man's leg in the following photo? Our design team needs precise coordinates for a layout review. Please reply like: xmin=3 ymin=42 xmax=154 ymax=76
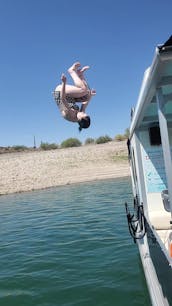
xmin=54 ymin=62 xmax=90 ymax=98
xmin=68 ymin=62 xmax=89 ymax=90
xmin=55 ymin=84 xmax=89 ymax=98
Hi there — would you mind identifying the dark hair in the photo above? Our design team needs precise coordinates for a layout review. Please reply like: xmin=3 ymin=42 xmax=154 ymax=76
xmin=78 ymin=116 xmax=91 ymax=132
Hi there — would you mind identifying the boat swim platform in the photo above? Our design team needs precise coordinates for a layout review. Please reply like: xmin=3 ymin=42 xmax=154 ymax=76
xmin=147 ymin=193 xmax=172 ymax=230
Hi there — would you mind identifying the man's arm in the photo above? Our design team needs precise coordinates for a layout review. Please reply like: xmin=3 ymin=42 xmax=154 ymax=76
xmin=80 ymin=100 xmax=90 ymax=112
xmin=80 ymin=89 xmax=96 ymax=112
xmin=61 ymin=73 xmax=66 ymax=101
xmin=60 ymin=74 xmax=72 ymax=110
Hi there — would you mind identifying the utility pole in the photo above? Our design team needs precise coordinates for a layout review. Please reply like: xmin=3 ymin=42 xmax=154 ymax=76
xmin=33 ymin=136 xmax=36 ymax=149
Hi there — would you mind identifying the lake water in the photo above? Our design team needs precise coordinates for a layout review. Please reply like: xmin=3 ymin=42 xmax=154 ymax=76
xmin=0 ymin=177 xmax=151 ymax=306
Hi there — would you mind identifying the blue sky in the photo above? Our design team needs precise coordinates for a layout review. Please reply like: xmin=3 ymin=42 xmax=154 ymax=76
xmin=0 ymin=0 xmax=172 ymax=147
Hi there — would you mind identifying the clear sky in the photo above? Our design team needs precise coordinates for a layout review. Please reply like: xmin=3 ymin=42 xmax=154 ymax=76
xmin=1 ymin=0 xmax=172 ymax=147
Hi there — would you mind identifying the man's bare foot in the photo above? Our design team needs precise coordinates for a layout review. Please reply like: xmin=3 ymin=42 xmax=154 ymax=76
xmin=77 ymin=66 xmax=90 ymax=79
xmin=68 ymin=62 xmax=81 ymax=74
xmin=80 ymin=66 xmax=90 ymax=73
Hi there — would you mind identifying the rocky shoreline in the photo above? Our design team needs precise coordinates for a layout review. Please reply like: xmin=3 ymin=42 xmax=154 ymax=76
xmin=0 ymin=141 xmax=130 ymax=195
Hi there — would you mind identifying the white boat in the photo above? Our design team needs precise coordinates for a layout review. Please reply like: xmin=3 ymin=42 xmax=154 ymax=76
xmin=126 ymin=36 xmax=172 ymax=306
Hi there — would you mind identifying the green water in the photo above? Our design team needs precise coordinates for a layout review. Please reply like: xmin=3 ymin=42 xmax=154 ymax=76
xmin=0 ymin=177 xmax=151 ymax=306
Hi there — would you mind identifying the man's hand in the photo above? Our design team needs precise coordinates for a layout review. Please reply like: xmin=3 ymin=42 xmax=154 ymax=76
xmin=90 ymin=89 xmax=96 ymax=96
xmin=61 ymin=73 xmax=66 ymax=103
xmin=61 ymin=73 xmax=67 ymax=83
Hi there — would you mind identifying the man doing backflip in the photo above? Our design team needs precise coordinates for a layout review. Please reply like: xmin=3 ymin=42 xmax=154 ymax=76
xmin=54 ymin=62 xmax=96 ymax=131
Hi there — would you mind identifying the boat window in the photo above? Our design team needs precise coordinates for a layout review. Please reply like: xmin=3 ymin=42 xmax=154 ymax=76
xmin=149 ymin=126 xmax=161 ymax=146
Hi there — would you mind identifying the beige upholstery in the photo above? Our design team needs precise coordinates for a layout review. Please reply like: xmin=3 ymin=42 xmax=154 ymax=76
xmin=147 ymin=193 xmax=172 ymax=230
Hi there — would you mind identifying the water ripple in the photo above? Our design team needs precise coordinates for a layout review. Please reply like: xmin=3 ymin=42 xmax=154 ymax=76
xmin=0 ymin=178 xmax=151 ymax=306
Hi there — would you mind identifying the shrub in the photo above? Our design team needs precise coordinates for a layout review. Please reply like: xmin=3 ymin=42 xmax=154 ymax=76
xmin=114 ymin=134 xmax=126 ymax=141
xmin=124 ymin=128 xmax=130 ymax=138
xmin=40 ymin=142 xmax=58 ymax=150
xmin=12 ymin=145 xmax=28 ymax=151
xmin=114 ymin=128 xmax=129 ymax=141
xmin=61 ymin=138 xmax=82 ymax=148
xmin=95 ymin=135 xmax=112 ymax=144
xmin=85 ymin=137 xmax=95 ymax=145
